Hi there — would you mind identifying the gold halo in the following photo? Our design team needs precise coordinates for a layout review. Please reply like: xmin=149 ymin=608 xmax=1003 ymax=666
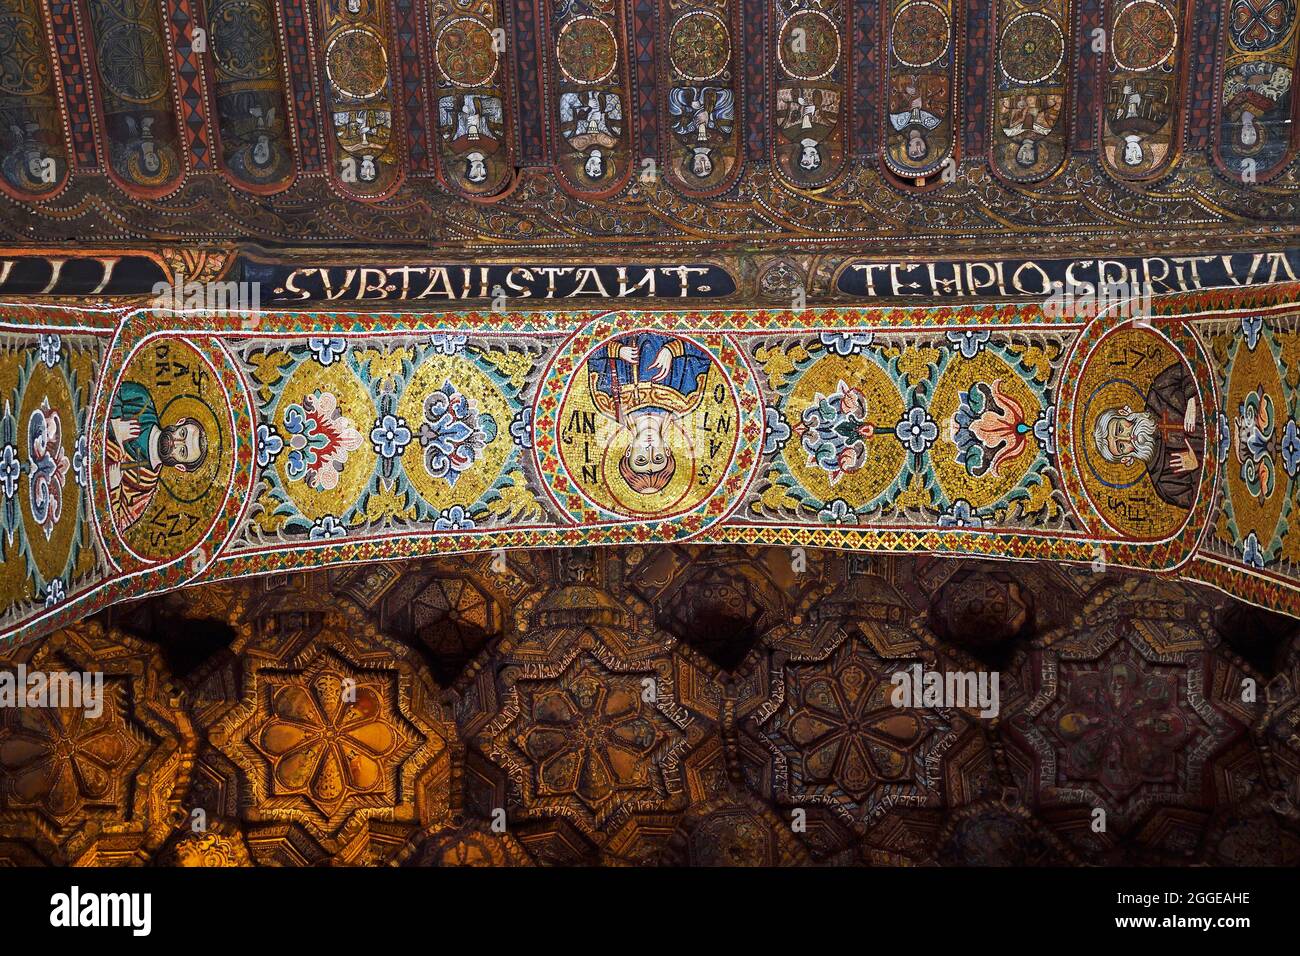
xmin=157 ymin=393 xmax=226 ymax=504
xmin=1079 ymin=378 xmax=1150 ymax=488
xmin=598 ymin=415 xmax=699 ymax=517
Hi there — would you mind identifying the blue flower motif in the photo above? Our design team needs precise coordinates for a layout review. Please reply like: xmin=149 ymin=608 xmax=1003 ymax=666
xmin=946 ymin=330 xmax=991 ymax=359
xmin=1033 ymin=405 xmax=1056 ymax=454
xmin=1218 ymin=412 xmax=1231 ymax=464
xmin=43 ymin=578 xmax=65 ymax=608
xmin=430 ymin=333 xmax=468 ymax=355
xmin=307 ymin=337 xmax=347 ymax=366
xmin=370 ymin=414 xmax=412 ymax=460
xmin=763 ymin=405 xmax=791 ymax=454
xmin=1242 ymin=531 xmax=1266 ymax=570
xmin=418 ymin=382 xmax=496 ymax=485
xmin=72 ymin=433 xmax=89 ymax=488
xmin=308 ymin=515 xmax=347 ymax=540
xmin=434 ymin=505 xmax=475 ymax=531
xmin=0 ymin=443 xmax=19 ymax=500
xmin=37 ymin=334 xmax=62 ymax=369
xmin=817 ymin=498 xmax=858 ymax=525
xmin=510 ymin=407 xmax=533 ymax=449
xmin=895 ymin=404 xmax=938 ymax=454
xmin=819 ymin=332 xmax=874 ymax=356
xmin=938 ymin=499 xmax=984 ymax=529
xmin=1241 ymin=314 xmax=1265 ymax=351
xmin=256 ymin=422 xmax=284 ymax=469
xmin=1283 ymin=420 xmax=1300 ymax=478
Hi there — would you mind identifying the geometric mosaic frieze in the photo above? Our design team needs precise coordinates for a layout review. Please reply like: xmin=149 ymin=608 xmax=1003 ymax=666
xmin=7 ymin=284 xmax=1300 ymax=644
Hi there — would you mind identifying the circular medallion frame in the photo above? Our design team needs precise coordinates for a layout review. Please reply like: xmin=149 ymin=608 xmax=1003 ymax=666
xmin=434 ymin=16 xmax=500 ymax=88
xmin=778 ymin=10 xmax=842 ymax=82
xmin=999 ymin=11 xmax=1066 ymax=84
xmin=669 ymin=10 xmax=732 ymax=82
xmin=891 ymin=1 xmax=953 ymax=69
xmin=326 ymin=27 xmax=390 ymax=100
xmin=1111 ymin=0 xmax=1179 ymax=73
xmin=532 ymin=322 xmax=762 ymax=537
xmin=556 ymin=16 xmax=619 ymax=85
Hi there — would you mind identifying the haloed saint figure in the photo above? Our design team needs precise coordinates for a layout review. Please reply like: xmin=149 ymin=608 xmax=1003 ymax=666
xmin=585 ymin=333 xmax=712 ymax=494
xmin=553 ymin=328 xmax=742 ymax=520
xmin=106 ymin=382 xmax=209 ymax=530
xmin=1091 ymin=361 xmax=1202 ymax=510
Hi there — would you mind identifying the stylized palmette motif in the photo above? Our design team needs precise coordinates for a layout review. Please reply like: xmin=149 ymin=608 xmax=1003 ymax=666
xmin=1200 ymin=311 xmax=1300 ymax=591
xmin=0 ymin=330 xmax=99 ymax=640
xmin=1216 ymin=0 xmax=1299 ymax=181
xmin=991 ymin=0 xmax=1071 ymax=182
xmin=430 ymin=0 xmax=515 ymax=197
xmin=771 ymin=0 xmax=848 ymax=187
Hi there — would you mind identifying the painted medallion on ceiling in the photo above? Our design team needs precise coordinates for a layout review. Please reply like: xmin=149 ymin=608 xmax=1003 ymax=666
xmin=771 ymin=0 xmax=848 ymax=187
xmin=0 ymin=0 xmax=69 ymax=199
xmin=316 ymin=0 xmax=404 ymax=198
xmin=991 ymin=0 xmax=1071 ymax=182
xmin=549 ymin=0 xmax=634 ymax=196
xmin=81 ymin=0 xmax=184 ymax=194
xmin=662 ymin=0 xmax=743 ymax=195
xmin=1101 ymin=0 xmax=1188 ymax=179
xmin=1216 ymin=0 xmax=1298 ymax=181
xmin=884 ymin=0 xmax=960 ymax=184
xmin=204 ymin=0 xmax=295 ymax=192
xmin=431 ymin=0 xmax=515 ymax=197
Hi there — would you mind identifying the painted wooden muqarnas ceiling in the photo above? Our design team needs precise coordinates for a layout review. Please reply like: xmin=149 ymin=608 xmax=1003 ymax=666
xmin=0 ymin=0 xmax=1297 ymax=248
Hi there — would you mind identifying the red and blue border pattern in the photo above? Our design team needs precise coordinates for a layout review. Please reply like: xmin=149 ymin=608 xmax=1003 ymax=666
xmin=3 ymin=281 xmax=1300 ymax=646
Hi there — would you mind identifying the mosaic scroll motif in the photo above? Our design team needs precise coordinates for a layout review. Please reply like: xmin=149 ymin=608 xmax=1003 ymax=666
xmin=316 ymin=0 xmax=403 ymax=198
xmin=226 ymin=326 xmax=1083 ymax=550
xmin=82 ymin=0 xmax=184 ymax=193
xmin=430 ymin=0 xmax=515 ymax=196
xmin=883 ymin=0 xmax=959 ymax=184
xmin=9 ymin=304 xmax=1300 ymax=645
xmin=0 ymin=0 xmax=70 ymax=198
xmin=771 ymin=0 xmax=848 ymax=187
xmin=1216 ymin=0 xmax=1298 ymax=181
xmin=1200 ymin=312 xmax=1300 ymax=586
xmin=0 ymin=332 xmax=103 ymax=636
xmin=991 ymin=0 xmax=1071 ymax=182
xmin=237 ymin=333 xmax=533 ymax=547
xmin=661 ymin=0 xmax=744 ymax=195
xmin=747 ymin=328 xmax=1065 ymax=534
xmin=548 ymin=0 xmax=634 ymax=196
xmin=1101 ymin=0 xmax=1187 ymax=179
xmin=203 ymin=0 xmax=294 ymax=192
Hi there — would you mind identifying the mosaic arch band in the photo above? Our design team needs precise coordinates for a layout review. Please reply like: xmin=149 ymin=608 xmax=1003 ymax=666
xmin=3 ymin=293 xmax=1300 ymax=646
